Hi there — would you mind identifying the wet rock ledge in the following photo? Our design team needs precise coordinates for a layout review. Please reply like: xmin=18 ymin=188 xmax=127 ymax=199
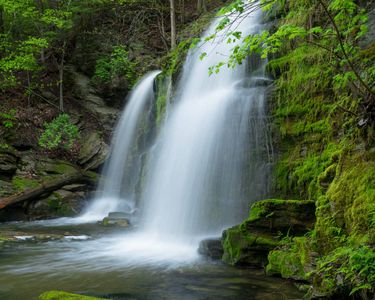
xmin=199 ymin=199 xmax=316 ymax=269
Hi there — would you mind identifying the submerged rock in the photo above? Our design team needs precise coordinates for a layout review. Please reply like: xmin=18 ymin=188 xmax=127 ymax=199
xmin=39 ymin=290 xmax=106 ymax=300
xmin=198 ymin=238 xmax=224 ymax=259
xmin=101 ymin=212 xmax=130 ymax=227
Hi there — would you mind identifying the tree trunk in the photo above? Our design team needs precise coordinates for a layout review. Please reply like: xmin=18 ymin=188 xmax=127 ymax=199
xmin=170 ymin=0 xmax=176 ymax=49
xmin=59 ymin=63 xmax=64 ymax=111
xmin=59 ymin=41 xmax=67 ymax=112
xmin=197 ymin=0 xmax=207 ymax=14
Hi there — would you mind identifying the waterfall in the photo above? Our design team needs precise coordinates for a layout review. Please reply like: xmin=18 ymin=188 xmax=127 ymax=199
xmin=81 ymin=71 xmax=160 ymax=221
xmin=42 ymin=6 xmax=272 ymax=264
xmin=139 ymin=9 xmax=272 ymax=242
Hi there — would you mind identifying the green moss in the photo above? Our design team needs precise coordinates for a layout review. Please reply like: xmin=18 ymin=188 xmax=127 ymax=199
xmin=39 ymin=290 xmax=106 ymax=300
xmin=248 ymin=199 xmax=314 ymax=222
xmin=51 ymin=163 xmax=77 ymax=175
xmin=266 ymin=236 xmax=313 ymax=281
xmin=311 ymin=245 xmax=375 ymax=297
xmin=222 ymin=224 xmax=279 ymax=266
xmin=315 ymin=159 xmax=375 ymax=253
xmin=154 ymin=74 xmax=171 ymax=126
xmin=11 ymin=176 xmax=39 ymax=191
xmin=47 ymin=192 xmax=72 ymax=216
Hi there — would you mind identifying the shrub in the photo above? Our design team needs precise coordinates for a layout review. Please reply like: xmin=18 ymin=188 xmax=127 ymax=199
xmin=93 ymin=45 xmax=136 ymax=86
xmin=39 ymin=113 xmax=78 ymax=150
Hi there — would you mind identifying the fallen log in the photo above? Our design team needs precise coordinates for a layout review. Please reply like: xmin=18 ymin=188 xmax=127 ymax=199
xmin=0 ymin=171 xmax=97 ymax=210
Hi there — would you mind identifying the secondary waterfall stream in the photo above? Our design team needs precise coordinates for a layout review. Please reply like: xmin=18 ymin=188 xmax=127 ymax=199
xmin=80 ymin=71 xmax=160 ymax=221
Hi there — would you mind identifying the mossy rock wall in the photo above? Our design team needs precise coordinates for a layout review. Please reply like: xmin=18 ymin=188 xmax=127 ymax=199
xmin=221 ymin=199 xmax=315 ymax=267
xmin=263 ymin=0 xmax=375 ymax=297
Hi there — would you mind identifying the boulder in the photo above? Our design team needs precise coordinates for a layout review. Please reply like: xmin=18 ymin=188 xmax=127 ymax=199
xmin=0 ymin=150 xmax=18 ymax=178
xmin=27 ymin=189 xmax=87 ymax=219
xmin=78 ymin=132 xmax=109 ymax=171
xmin=198 ymin=238 xmax=224 ymax=259
xmin=68 ymin=67 xmax=119 ymax=130
xmin=246 ymin=199 xmax=316 ymax=235
xmin=222 ymin=226 xmax=279 ymax=267
xmin=0 ymin=180 xmax=16 ymax=197
xmin=36 ymin=158 xmax=78 ymax=176
xmin=221 ymin=199 xmax=316 ymax=267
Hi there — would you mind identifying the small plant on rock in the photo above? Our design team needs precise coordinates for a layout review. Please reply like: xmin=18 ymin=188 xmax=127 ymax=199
xmin=39 ymin=113 xmax=79 ymax=150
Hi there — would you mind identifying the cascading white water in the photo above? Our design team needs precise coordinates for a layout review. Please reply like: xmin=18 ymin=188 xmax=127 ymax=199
xmin=80 ymin=71 xmax=160 ymax=221
xmin=139 ymin=9 xmax=272 ymax=242
xmin=16 ymin=6 xmax=273 ymax=266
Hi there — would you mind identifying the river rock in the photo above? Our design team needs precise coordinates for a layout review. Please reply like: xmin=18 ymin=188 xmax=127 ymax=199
xmin=102 ymin=212 xmax=130 ymax=227
xmin=198 ymin=238 xmax=224 ymax=259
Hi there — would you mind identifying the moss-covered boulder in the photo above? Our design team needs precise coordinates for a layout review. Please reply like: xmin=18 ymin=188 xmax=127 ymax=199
xmin=266 ymin=236 xmax=317 ymax=281
xmin=222 ymin=199 xmax=316 ymax=267
xmin=247 ymin=199 xmax=316 ymax=235
xmin=39 ymin=290 xmax=106 ymax=300
xmin=222 ymin=225 xmax=279 ymax=266
xmin=28 ymin=189 xmax=87 ymax=219
xmin=36 ymin=159 xmax=78 ymax=176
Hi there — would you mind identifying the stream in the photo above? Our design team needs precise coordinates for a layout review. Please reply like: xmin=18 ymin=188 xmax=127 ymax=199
xmin=0 ymin=221 xmax=303 ymax=300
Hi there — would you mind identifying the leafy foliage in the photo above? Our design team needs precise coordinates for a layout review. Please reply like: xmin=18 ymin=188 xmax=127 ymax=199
xmin=313 ymin=245 xmax=375 ymax=297
xmin=38 ymin=114 xmax=79 ymax=150
xmin=0 ymin=109 xmax=16 ymax=129
xmin=205 ymin=0 xmax=374 ymax=123
xmin=93 ymin=46 xmax=136 ymax=86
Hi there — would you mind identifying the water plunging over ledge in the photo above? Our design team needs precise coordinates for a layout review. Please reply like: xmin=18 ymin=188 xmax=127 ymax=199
xmin=80 ymin=70 xmax=161 ymax=222
xmin=138 ymin=9 xmax=273 ymax=244
xmin=31 ymin=6 xmax=273 ymax=259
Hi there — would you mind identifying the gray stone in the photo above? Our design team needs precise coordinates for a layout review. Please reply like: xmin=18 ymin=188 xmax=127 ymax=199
xmin=0 ymin=151 xmax=17 ymax=177
xmin=0 ymin=180 xmax=16 ymax=197
xmin=78 ymin=132 xmax=109 ymax=171
xmin=102 ymin=212 xmax=131 ymax=227
xmin=198 ymin=238 xmax=224 ymax=259
xmin=68 ymin=66 xmax=119 ymax=130
xmin=28 ymin=189 xmax=86 ymax=219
